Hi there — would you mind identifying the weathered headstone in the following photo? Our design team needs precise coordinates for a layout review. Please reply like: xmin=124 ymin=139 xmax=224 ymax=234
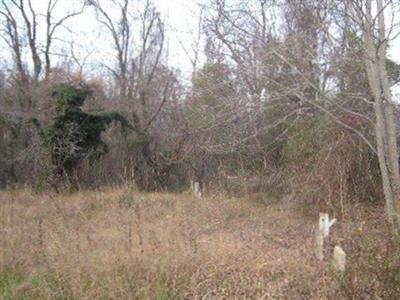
xmin=319 ymin=213 xmax=336 ymax=238
xmin=333 ymin=245 xmax=346 ymax=272
xmin=316 ymin=213 xmax=337 ymax=260
xmin=194 ymin=181 xmax=202 ymax=199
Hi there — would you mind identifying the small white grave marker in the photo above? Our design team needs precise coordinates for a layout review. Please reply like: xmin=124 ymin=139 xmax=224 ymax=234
xmin=315 ymin=212 xmax=337 ymax=261
xmin=194 ymin=181 xmax=202 ymax=199
xmin=319 ymin=213 xmax=336 ymax=238
xmin=333 ymin=246 xmax=346 ymax=272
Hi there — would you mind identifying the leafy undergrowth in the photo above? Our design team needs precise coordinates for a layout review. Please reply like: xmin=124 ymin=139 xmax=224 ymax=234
xmin=0 ymin=188 xmax=398 ymax=299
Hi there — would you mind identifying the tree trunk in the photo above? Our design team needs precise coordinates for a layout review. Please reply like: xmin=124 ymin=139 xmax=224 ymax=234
xmin=363 ymin=0 xmax=400 ymax=235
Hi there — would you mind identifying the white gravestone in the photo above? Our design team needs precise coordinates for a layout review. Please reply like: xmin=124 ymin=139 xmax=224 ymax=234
xmin=319 ymin=213 xmax=336 ymax=238
xmin=316 ymin=213 xmax=337 ymax=260
xmin=194 ymin=181 xmax=202 ymax=199
xmin=333 ymin=245 xmax=346 ymax=272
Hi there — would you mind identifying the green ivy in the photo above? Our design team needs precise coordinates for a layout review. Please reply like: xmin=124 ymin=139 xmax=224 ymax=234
xmin=37 ymin=83 xmax=132 ymax=177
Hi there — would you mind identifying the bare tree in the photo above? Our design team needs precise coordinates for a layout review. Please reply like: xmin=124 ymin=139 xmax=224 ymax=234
xmin=0 ymin=0 xmax=26 ymax=82
xmin=10 ymin=0 xmax=41 ymax=80
xmin=89 ymin=0 xmax=180 ymax=190
xmin=87 ymin=0 xmax=132 ymax=98
xmin=2 ymin=0 xmax=83 ymax=81
xmin=202 ymin=0 xmax=400 ymax=234
xmin=348 ymin=0 xmax=400 ymax=234
xmin=177 ymin=5 xmax=204 ymax=83
xmin=44 ymin=0 xmax=85 ymax=79
xmin=89 ymin=0 xmax=167 ymax=126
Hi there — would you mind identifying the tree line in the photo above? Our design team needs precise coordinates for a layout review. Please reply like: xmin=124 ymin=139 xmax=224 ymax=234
xmin=1 ymin=0 xmax=400 ymax=235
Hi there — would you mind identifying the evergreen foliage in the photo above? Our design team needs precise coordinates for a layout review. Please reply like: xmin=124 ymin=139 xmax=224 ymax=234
xmin=38 ymin=83 xmax=133 ymax=178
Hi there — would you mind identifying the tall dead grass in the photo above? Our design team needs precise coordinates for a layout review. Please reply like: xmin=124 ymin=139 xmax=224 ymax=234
xmin=0 ymin=188 xmax=397 ymax=299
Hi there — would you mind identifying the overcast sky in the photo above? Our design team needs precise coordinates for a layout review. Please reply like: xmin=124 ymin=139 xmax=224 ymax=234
xmin=0 ymin=0 xmax=399 ymax=87
xmin=0 ymin=0 xmax=204 ymax=81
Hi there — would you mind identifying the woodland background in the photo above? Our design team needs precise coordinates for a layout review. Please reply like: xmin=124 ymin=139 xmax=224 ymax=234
xmin=1 ymin=0 xmax=398 ymax=206
xmin=2 ymin=1 xmax=400 ymax=298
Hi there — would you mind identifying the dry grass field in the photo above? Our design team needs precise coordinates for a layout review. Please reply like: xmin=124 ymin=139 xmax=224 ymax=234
xmin=0 ymin=188 xmax=398 ymax=299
